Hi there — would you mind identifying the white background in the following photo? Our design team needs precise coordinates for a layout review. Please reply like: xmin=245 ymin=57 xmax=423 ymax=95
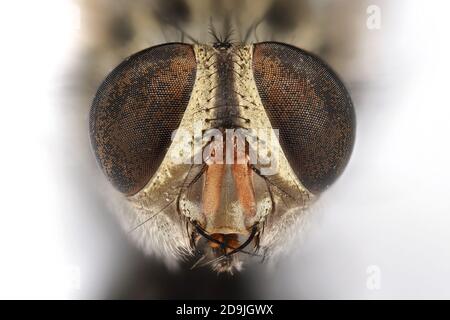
xmin=0 ymin=0 xmax=449 ymax=299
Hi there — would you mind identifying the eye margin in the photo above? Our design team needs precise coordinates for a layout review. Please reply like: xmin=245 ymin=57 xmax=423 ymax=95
xmin=89 ymin=42 xmax=197 ymax=196
xmin=252 ymin=41 xmax=356 ymax=194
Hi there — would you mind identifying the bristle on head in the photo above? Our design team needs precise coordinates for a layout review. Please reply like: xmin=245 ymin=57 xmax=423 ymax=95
xmin=209 ymin=16 xmax=234 ymax=49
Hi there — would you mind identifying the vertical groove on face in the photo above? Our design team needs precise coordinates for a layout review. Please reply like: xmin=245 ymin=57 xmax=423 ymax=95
xmin=90 ymin=43 xmax=197 ymax=195
xmin=252 ymin=42 xmax=355 ymax=194
xmin=213 ymin=49 xmax=240 ymax=128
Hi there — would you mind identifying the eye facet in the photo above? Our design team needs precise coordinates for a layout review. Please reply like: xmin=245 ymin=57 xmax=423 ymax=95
xmin=252 ymin=42 xmax=355 ymax=194
xmin=89 ymin=43 xmax=197 ymax=195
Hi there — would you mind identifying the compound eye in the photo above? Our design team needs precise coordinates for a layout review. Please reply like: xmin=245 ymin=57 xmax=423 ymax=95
xmin=252 ymin=42 xmax=355 ymax=194
xmin=90 ymin=43 xmax=197 ymax=195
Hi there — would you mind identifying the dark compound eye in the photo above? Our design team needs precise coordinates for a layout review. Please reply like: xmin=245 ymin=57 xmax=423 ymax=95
xmin=89 ymin=43 xmax=197 ymax=195
xmin=252 ymin=42 xmax=355 ymax=194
